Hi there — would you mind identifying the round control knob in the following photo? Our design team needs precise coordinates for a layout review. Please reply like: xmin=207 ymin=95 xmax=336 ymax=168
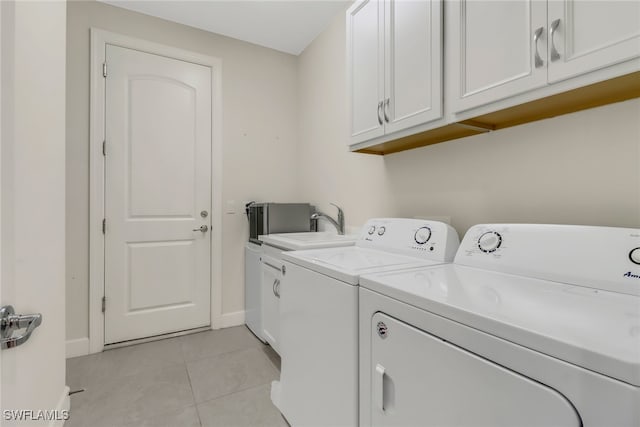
xmin=368 ymin=226 xmax=376 ymax=235
xmin=629 ymin=247 xmax=640 ymax=265
xmin=377 ymin=226 xmax=386 ymax=236
xmin=478 ymin=231 xmax=502 ymax=253
xmin=414 ymin=227 xmax=432 ymax=245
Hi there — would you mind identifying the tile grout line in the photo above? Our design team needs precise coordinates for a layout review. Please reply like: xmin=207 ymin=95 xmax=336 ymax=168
xmin=183 ymin=358 xmax=203 ymax=427
xmin=194 ymin=381 xmax=277 ymax=408
xmin=183 ymin=343 xmax=269 ymax=365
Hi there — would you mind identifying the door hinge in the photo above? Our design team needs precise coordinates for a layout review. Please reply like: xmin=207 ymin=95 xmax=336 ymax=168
xmin=101 ymin=296 xmax=106 ymax=313
xmin=102 ymin=140 xmax=106 ymax=156
xmin=102 ymin=218 xmax=106 ymax=234
xmin=102 ymin=62 xmax=107 ymax=78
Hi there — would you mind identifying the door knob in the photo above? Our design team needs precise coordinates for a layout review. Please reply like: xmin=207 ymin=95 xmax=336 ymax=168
xmin=193 ymin=225 xmax=209 ymax=233
xmin=0 ymin=305 xmax=43 ymax=350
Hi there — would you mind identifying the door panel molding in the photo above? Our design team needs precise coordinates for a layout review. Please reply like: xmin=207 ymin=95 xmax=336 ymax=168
xmin=89 ymin=29 xmax=223 ymax=354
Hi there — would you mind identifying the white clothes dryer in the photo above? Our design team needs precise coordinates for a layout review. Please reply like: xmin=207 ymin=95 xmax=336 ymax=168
xmin=271 ymin=218 xmax=460 ymax=427
xmin=359 ymin=224 xmax=640 ymax=426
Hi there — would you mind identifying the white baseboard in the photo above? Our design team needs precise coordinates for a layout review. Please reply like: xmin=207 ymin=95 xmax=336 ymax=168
xmin=219 ymin=310 xmax=245 ymax=328
xmin=67 ymin=313 xmax=244 ymax=357
xmin=66 ymin=337 xmax=89 ymax=359
xmin=50 ymin=386 xmax=70 ymax=427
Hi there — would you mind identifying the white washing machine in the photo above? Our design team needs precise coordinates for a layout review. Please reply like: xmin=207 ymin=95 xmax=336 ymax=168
xmin=359 ymin=224 xmax=640 ymax=426
xmin=271 ymin=218 xmax=460 ymax=427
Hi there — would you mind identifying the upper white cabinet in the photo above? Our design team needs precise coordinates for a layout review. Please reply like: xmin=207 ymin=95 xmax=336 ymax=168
xmin=348 ymin=0 xmax=442 ymax=145
xmin=449 ymin=0 xmax=640 ymax=114
xmin=347 ymin=0 xmax=385 ymax=144
xmin=547 ymin=0 xmax=640 ymax=83
xmin=447 ymin=0 xmax=548 ymax=113
xmin=349 ymin=0 xmax=640 ymax=154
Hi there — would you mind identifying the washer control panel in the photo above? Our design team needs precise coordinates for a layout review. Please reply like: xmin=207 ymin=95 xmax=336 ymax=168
xmin=357 ymin=218 xmax=460 ymax=262
xmin=455 ymin=224 xmax=640 ymax=296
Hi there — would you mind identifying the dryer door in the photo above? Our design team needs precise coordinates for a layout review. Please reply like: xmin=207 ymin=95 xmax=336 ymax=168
xmin=369 ymin=313 xmax=581 ymax=427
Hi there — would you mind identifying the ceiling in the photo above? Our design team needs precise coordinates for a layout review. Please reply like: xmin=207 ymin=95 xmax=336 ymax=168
xmin=98 ymin=0 xmax=352 ymax=55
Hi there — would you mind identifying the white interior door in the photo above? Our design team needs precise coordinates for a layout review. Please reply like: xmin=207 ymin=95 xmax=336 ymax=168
xmin=104 ymin=44 xmax=212 ymax=344
xmin=1 ymin=0 xmax=68 ymax=423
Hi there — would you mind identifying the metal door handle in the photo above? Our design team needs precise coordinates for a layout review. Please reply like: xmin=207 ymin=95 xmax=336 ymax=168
xmin=192 ymin=225 xmax=208 ymax=233
xmin=383 ymin=98 xmax=390 ymax=123
xmin=272 ymin=279 xmax=280 ymax=298
xmin=533 ymin=27 xmax=544 ymax=68
xmin=549 ymin=19 xmax=561 ymax=62
xmin=377 ymin=101 xmax=383 ymax=125
xmin=1 ymin=305 xmax=43 ymax=350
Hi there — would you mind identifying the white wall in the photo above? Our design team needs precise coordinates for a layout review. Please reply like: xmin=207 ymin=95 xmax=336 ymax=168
xmin=296 ymin=11 xmax=640 ymax=235
xmin=66 ymin=1 xmax=299 ymax=342
xmin=1 ymin=0 xmax=68 ymax=421
xmin=67 ymin=1 xmax=640 ymax=349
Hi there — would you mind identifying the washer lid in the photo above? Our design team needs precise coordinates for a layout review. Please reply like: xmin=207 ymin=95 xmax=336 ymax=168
xmin=360 ymin=264 xmax=640 ymax=387
xmin=282 ymin=246 xmax=442 ymax=285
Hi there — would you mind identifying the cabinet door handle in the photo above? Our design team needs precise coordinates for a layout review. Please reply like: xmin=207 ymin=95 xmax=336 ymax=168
xmin=377 ymin=101 xmax=383 ymax=125
xmin=533 ymin=27 xmax=544 ymax=68
xmin=549 ymin=19 xmax=561 ymax=62
xmin=383 ymin=98 xmax=390 ymax=123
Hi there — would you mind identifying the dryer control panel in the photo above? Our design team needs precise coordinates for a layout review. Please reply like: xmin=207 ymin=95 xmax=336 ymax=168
xmin=357 ymin=218 xmax=460 ymax=263
xmin=455 ymin=224 xmax=640 ymax=296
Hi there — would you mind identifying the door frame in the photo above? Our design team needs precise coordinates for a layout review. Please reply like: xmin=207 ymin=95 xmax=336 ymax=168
xmin=89 ymin=29 xmax=223 ymax=353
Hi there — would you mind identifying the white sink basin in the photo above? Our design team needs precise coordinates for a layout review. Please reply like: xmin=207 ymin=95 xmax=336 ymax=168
xmin=260 ymin=232 xmax=358 ymax=251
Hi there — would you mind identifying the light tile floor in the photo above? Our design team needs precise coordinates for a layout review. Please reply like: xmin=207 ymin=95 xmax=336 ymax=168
xmin=66 ymin=326 xmax=287 ymax=427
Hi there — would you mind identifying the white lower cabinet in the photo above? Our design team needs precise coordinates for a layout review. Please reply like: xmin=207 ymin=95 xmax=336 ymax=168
xmin=261 ymin=250 xmax=283 ymax=355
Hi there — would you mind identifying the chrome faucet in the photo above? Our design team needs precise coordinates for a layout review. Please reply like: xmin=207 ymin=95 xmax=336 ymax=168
xmin=311 ymin=203 xmax=345 ymax=235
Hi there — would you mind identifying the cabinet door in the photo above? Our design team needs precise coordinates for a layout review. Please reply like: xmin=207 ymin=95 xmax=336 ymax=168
xmin=547 ymin=0 xmax=640 ymax=83
xmin=369 ymin=313 xmax=581 ymax=427
xmin=261 ymin=260 xmax=281 ymax=354
xmin=244 ymin=244 xmax=264 ymax=341
xmin=384 ymin=0 xmax=442 ymax=133
xmin=347 ymin=0 xmax=385 ymax=144
xmin=449 ymin=0 xmax=547 ymax=113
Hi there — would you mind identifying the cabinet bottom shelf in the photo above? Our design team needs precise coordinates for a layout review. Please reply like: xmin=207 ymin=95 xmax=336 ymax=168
xmin=355 ymin=71 xmax=640 ymax=156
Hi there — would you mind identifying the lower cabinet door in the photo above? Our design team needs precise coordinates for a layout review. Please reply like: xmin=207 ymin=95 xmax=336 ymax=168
xmin=369 ymin=312 xmax=581 ymax=427
xmin=261 ymin=258 xmax=281 ymax=354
